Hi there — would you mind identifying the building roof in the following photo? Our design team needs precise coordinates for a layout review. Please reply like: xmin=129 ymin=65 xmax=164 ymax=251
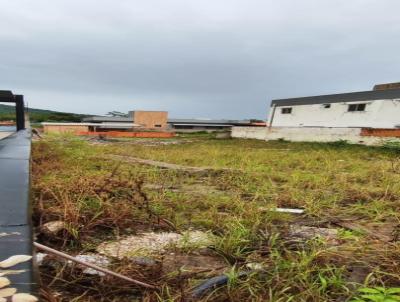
xmin=168 ymin=119 xmax=254 ymax=126
xmin=42 ymin=122 xmax=141 ymax=127
xmin=172 ymin=123 xmax=233 ymax=127
xmin=271 ymin=88 xmax=400 ymax=107
xmin=83 ymin=116 xmax=259 ymax=126
xmin=83 ymin=116 xmax=132 ymax=122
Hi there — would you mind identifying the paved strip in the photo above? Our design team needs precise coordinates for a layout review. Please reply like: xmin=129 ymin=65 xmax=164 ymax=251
xmin=0 ymin=132 xmax=13 ymax=140
xmin=0 ymin=130 xmax=37 ymax=294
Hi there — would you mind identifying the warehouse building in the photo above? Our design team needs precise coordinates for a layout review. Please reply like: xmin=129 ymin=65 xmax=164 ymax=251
xmin=167 ymin=118 xmax=265 ymax=132
xmin=83 ymin=111 xmax=265 ymax=132
xmin=42 ymin=122 xmax=141 ymax=134
xmin=84 ymin=111 xmax=168 ymax=129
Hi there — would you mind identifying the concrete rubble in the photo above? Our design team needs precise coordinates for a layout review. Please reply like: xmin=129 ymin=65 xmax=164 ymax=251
xmin=288 ymin=225 xmax=338 ymax=244
xmin=41 ymin=221 xmax=65 ymax=236
xmin=97 ymin=231 xmax=214 ymax=259
xmin=70 ymin=254 xmax=110 ymax=276
xmin=36 ymin=252 xmax=110 ymax=277
xmin=35 ymin=253 xmax=48 ymax=266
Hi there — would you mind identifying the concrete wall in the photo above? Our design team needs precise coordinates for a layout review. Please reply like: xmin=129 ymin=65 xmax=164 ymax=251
xmin=132 ymin=111 xmax=168 ymax=129
xmin=231 ymin=127 xmax=268 ymax=140
xmin=43 ymin=124 xmax=89 ymax=134
xmin=270 ymin=99 xmax=400 ymax=128
xmin=265 ymin=127 xmax=364 ymax=143
xmin=232 ymin=126 xmax=400 ymax=145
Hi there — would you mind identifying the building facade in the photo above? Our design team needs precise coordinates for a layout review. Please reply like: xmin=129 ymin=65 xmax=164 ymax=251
xmin=42 ymin=122 xmax=141 ymax=134
xmin=167 ymin=119 xmax=265 ymax=132
xmin=83 ymin=113 xmax=265 ymax=132
xmin=269 ymin=88 xmax=400 ymax=129
xmin=130 ymin=111 xmax=168 ymax=129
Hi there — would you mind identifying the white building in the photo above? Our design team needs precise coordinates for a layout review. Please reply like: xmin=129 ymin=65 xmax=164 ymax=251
xmin=269 ymin=88 xmax=400 ymax=129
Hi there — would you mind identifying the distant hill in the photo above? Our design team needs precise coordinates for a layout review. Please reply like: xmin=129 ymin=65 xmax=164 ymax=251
xmin=0 ymin=104 xmax=90 ymax=123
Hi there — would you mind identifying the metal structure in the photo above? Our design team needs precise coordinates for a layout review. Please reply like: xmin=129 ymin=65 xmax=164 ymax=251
xmin=0 ymin=90 xmax=25 ymax=130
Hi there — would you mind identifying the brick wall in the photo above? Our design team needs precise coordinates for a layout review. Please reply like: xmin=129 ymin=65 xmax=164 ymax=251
xmin=43 ymin=125 xmax=89 ymax=134
xmin=76 ymin=131 xmax=175 ymax=138
xmin=132 ymin=111 xmax=168 ymax=129
xmin=361 ymin=128 xmax=400 ymax=137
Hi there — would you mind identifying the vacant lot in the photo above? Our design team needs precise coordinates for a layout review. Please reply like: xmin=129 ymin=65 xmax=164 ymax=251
xmin=32 ymin=134 xmax=400 ymax=301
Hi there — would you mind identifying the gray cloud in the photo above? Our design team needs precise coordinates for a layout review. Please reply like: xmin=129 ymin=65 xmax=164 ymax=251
xmin=1 ymin=0 xmax=400 ymax=119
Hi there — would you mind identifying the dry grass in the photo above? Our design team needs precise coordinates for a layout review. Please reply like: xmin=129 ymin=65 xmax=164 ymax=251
xmin=32 ymin=134 xmax=400 ymax=301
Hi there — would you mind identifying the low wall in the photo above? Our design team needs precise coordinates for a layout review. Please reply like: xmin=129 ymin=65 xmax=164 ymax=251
xmin=231 ymin=127 xmax=268 ymax=140
xmin=265 ymin=127 xmax=362 ymax=143
xmin=361 ymin=128 xmax=400 ymax=137
xmin=232 ymin=126 xmax=400 ymax=145
xmin=77 ymin=131 xmax=175 ymax=138
xmin=44 ymin=124 xmax=89 ymax=134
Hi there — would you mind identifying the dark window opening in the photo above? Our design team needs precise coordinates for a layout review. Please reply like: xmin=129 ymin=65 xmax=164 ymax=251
xmin=174 ymin=125 xmax=194 ymax=129
xmin=323 ymin=104 xmax=331 ymax=108
xmin=348 ymin=103 xmax=366 ymax=112
xmin=154 ymin=124 xmax=162 ymax=127
xmin=281 ymin=107 xmax=292 ymax=114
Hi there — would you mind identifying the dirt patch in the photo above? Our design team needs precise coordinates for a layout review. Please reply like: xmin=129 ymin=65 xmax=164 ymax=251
xmin=287 ymin=225 xmax=339 ymax=245
xmin=107 ymin=154 xmax=232 ymax=175
xmin=88 ymin=137 xmax=194 ymax=146
xmin=162 ymin=254 xmax=226 ymax=275
xmin=144 ymin=183 xmax=228 ymax=196
xmin=125 ymin=139 xmax=194 ymax=146
xmin=334 ymin=220 xmax=398 ymax=242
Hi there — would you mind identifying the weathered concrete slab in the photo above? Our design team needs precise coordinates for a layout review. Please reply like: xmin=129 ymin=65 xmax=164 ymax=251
xmin=0 ymin=132 xmax=13 ymax=140
xmin=0 ymin=130 xmax=37 ymax=294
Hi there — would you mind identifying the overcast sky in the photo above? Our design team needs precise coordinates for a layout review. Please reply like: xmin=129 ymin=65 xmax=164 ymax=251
xmin=1 ymin=0 xmax=400 ymax=119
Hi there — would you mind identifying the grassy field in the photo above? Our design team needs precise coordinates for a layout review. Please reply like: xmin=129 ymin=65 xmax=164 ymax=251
xmin=32 ymin=134 xmax=400 ymax=301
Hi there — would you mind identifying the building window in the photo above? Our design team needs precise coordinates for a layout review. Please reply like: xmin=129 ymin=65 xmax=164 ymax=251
xmin=348 ymin=103 xmax=366 ymax=112
xmin=323 ymin=104 xmax=331 ymax=109
xmin=281 ymin=107 xmax=292 ymax=114
xmin=154 ymin=124 xmax=162 ymax=127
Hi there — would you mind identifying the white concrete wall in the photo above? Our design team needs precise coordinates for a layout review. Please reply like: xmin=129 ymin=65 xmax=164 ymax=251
xmin=231 ymin=127 xmax=267 ymax=140
xmin=266 ymin=127 xmax=369 ymax=143
xmin=270 ymin=99 xmax=400 ymax=128
xmin=231 ymin=126 xmax=400 ymax=145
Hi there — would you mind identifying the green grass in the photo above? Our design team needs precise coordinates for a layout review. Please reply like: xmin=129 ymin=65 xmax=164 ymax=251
xmin=32 ymin=135 xmax=400 ymax=301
